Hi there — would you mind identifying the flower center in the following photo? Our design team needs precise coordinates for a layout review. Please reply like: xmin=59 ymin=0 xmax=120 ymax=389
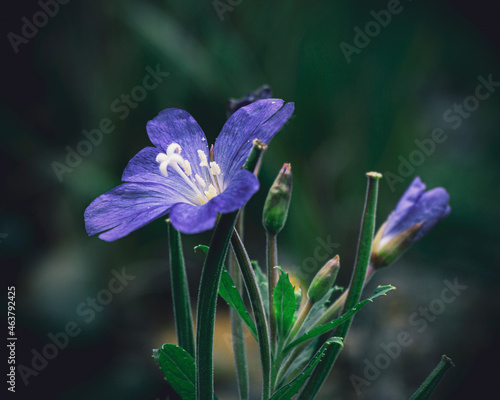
xmin=156 ymin=143 xmax=223 ymax=205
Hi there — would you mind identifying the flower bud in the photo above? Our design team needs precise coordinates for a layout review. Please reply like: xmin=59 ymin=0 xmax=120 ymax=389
xmin=371 ymin=222 xmax=422 ymax=268
xmin=307 ymin=255 xmax=340 ymax=303
xmin=262 ymin=163 xmax=292 ymax=234
xmin=370 ymin=176 xmax=451 ymax=269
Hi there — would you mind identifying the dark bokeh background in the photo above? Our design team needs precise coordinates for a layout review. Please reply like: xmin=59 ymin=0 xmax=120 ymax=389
xmin=2 ymin=1 xmax=500 ymax=399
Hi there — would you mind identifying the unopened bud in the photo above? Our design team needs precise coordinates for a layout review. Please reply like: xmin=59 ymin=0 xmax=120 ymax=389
xmin=370 ymin=222 xmax=423 ymax=268
xmin=262 ymin=163 xmax=292 ymax=234
xmin=307 ymin=255 xmax=340 ymax=303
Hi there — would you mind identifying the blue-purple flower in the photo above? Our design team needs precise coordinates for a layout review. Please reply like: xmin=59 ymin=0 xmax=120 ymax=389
xmin=371 ymin=176 xmax=451 ymax=268
xmin=84 ymin=99 xmax=294 ymax=241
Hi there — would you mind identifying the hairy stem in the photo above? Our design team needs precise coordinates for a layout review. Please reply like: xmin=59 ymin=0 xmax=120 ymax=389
xmin=232 ymin=229 xmax=272 ymax=400
xmin=298 ymin=172 xmax=381 ymax=399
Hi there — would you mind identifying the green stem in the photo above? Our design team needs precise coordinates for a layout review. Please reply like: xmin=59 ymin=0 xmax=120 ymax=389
xmin=168 ymin=224 xmax=195 ymax=357
xmin=410 ymin=355 xmax=455 ymax=400
xmin=195 ymin=140 xmax=266 ymax=400
xmin=231 ymin=229 xmax=272 ymax=400
xmin=298 ymin=172 xmax=381 ymax=400
xmin=267 ymin=232 xmax=278 ymax=353
xmin=229 ymin=213 xmax=249 ymax=400
xmin=196 ymin=211 xmax=239 ymax=400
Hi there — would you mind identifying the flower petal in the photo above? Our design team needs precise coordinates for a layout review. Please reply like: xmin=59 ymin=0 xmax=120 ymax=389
xmin=384 ymin=176 xmax=426 ymax=237
xmin=169 ymin=202 xmax=219 ymax=234
xmin=146 ymin=108 xmax=209 ymax=177
xmin=411 ymin=188 xmax=451 ymax=242
xmin=122 ymin=147 xmax=169 ymax=184
xmin=121 ymin=147 xmax=199 ymax=204
xmin=214 ymin=99 xmax=294 ymax=186
xmin=84 ymin=182 xmax=187 ymax=241
xmin=212 ymin=170 xmax=260 ymax=213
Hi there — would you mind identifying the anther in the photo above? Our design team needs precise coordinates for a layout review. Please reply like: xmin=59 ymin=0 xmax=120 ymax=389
xmin=198 ymin=150 xmax=208 ymax=167
xmin=204 ymin=184 xmax=218 ymax=200
xmin=210 ymin=162 xmax=221 ymax=175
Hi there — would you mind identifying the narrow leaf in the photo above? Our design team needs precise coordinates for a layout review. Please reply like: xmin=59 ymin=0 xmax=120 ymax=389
xmin=285 ymin=285 xmax=395 ymax=353
xmin=154 ymin=344 xmax=196 ymax=400
xmin=270 ymin=337 xmax=344 ymax=400
xmin=273 ymin=267 xmax=298 ymax=338
xmin=219 ymin=268 xmax=258 ymax=341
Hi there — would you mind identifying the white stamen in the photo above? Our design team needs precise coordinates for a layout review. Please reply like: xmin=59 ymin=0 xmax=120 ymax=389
xmin=184 ymin=160 xmax=192 ymax=176
xmin=156 ymin=153 xmax=169 ymax=163
xmin=157 ymin=143 xmax=224 ymax=205
xmin=167 ymin=143 xmax=182 ymax=156
xmin=204 ymin=184 xmax=218 ymax=200
xmin=195 ymin=174 xmax=206 ymax=188
xmin=198 ymin=150 xmax=208 ymax=167
xmin=210 ymin=161 xmax=221 ymax=175
xmin=159 ymin=161 xmax=169 ymax=177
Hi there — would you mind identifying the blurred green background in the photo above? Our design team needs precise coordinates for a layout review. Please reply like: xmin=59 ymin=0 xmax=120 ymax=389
xmin=2 ymin=0 xmax=500 ymax=399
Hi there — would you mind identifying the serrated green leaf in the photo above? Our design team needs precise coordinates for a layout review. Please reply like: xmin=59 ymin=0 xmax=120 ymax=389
xmin=284 ymin=285 xmax=395 ymax=353
xmin=273 ymin=267 xmax=298 ymax=338
xmin=270 ymin=337 xmax=344 ymax=400
xmin=219 ymin=268 xmax=258 ymax=341
xmin=154 ymin=344 xmax=196 ymax=400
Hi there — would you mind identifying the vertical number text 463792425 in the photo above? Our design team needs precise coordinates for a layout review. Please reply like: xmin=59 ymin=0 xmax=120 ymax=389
xmin=7 ymin=286 xmax=16 ymax=393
